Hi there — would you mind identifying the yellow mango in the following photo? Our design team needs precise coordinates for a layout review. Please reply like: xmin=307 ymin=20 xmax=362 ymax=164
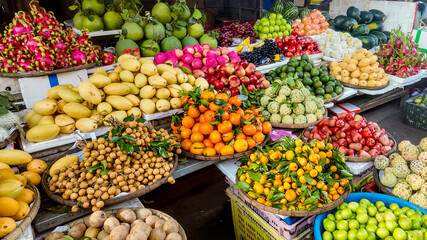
xmin=11 ymin=201 xmax=30 ymax=221
xmin=121 ymin=58 xmax=141 ymax=72
xmin=103 ymin=83 xmax=131 ymax=95
xmin=37 ymin=115 xmax=55 ymax=125
xmin=14 ymin=188 xmax=34 ymax=204
xmin=106 ymin=96 xmax=133 ymax=110
xmin=22 ymin=110 xmax=36 ymax=121
xmin=0 ymin=217 xmax=16 ymax=237
xmin=124 ymin=94 xmax=140 ymax=106
xmin=0 ymin=180 xmax=24 ymax=198
xmin=93 ymin=68 xmax=107 ymax=76
xmin=140 ymin=63 xmax=158 ymax=76
xmin=97 ymin=102 xmax=113 ymax=115
xmin=27 ymin=159 xmax=47 ymax=174
xmin=46 ymin=84 xmax=73 ymax=99
xmin=58 ymin=89 xmax=83 ymax=103
xmin=78 ymin=81 xmax=102 ymax=105
xmin=104 ymin=111 xmax=127 ymax=125
xmin=156 ymin=64 xmax=177 ymax=75
xmin=54 ymin=114 xmax=75 ymax=134
xmin=49 ymin=155 xmax=79 ymax=177
xmin=148 ymin=75 xmax=167 ymax=88
xmin=63 ymin=102 xmax=91 ymax=118
xmin=88 ymin=74 xmax=111 ymax=88
xmin=134 ymin=73 xmax=148 ymax=88
xmin=0 ymin=150 xmax=32 ymax=166
xmin=14 ymin=174 xmax=27 ymax=187
xmin=26 ymin=124 xmax=60 ymax=142
xmin=0 ymin=197 xmax=19 ymax=217
xmin=122 ymin=82 xmax=139 ymax=95
xmin=127 ymin=107 xmax=142 ymax=119
xmin=119 ymin=70 xmax=135 ymax=82
xmin=75 ymin=118 xmax=98 ymax=133
xmin=33 ymin=99 xmax=57 ymax=115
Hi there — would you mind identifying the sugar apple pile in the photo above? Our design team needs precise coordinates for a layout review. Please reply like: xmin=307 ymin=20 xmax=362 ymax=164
xmin=375 ymin=137 xmax=427 ymax=209
xmin=261 ymin=84 xmax=326 ymax=124
xmin=0 ymin=111 xmax=19 ymax=142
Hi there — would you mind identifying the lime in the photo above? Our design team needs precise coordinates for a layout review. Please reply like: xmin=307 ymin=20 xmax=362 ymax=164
xmin=274 ymin=25 xmax=280 ymax=32
xmin=367 ymin=231 xmax=376 ymax=240
xmin=406 ymin=231 xmax=417 ymax=240
xmin=389 ymin=203 xmax=400 ymax=211
xmin=379 ymin=221 xmax=386 ymax=228
xmin=367 ymin=206 xmax=377 ymax=217
xmin=303 ymin=77 xmax=313 ymax=86
xmin=334 ymin=230 xmax=348 ymax=240
xmin=379 ymin=205 xmax=388 ymax=213
xmin=375 ymin=201 xmax=386 ymax=209
xmin=269 ymin=13 xmax=277 ymax=19
xmin=283 ymin=30 xmax=290 ymax=36
xmin=269 ymin=26 xmax=275 ymax=33
xmin=335 ymin=210 xmax=343 ymax=221
xmin=409 ymin=214 xmax=422 ymax=222
xmin=335 ymin=86 xmax=343 ymax=94
xmin=348 ymin=229 xmax=358 ymax=240
xmin=406 ymin=209 xmax=416 ymax=217
xmin=261 ymin=19 xmax=269 ymax=26
xmin=310 ymin=68 xmax=320 ymax=76
xmin=415 ymin=210 xmax=423 ymax=216
xmin=398 ymin=217 xmax=412 ymax=230
xmin=359 ymin=199 xmax=370 ymax=205
xmin=315 ymin=88 xmax=325 ymax=96
xmin=367 ymin=217 xmax=378 ymax=225
xmin=272 ymin=32 xmax=278 ymax=38
xmin=269 ymin=19 xmax=276 ymax=25
xmin=377 ymin=227 xmax=390 ymax=238
xmin=392 ymin=228 xmax=407 ymax=240
xmin=278 ymin=32 xmax=284 ymax=37
xmin=411 ymin=220 xmax=421 ymax=230
xmin=357 ymin=213 xmax=369 ymax=224
xmin=325 ymin=85 xmax=334 ymax=94
xmin=313 ymin=80 xmax=323 ymax=89
xmin=349 ymin=219 xmax=360 ymax=229
xmin=260 ymin=34 xmax=267 ymax=40
xmin=366 ymin=224 xmax=378 ymax=233
xmin=320 ymin=74 xmax=329 ymax=82
xmin=394 ymin=208 xmax=404 ymax=217
xmin=327 ymin=213 xmax=336 ymax=221
xmin=337 ymin=220 xmax=349 ymax=231
xmin=386 ymin=220 xmax=398 ymax=232
xmin=276 ymin=13 xmax=283 ymax=20
xmin=357 ymin=228 xmax=369 ymax=240
xmin=348 ymin=202 xmax=359 ymax=212
xmin=286 ymin=24 xmax=292 ymax=30
xmin=267 ymin=33 xmax=273 ymax=39
xmin=385 ymin=212 xmax=397 ymax=222
xmin=280 ymin=25 xmax=286 ymax=31
xmin=324 ymin=219 xmax=336 ymax=232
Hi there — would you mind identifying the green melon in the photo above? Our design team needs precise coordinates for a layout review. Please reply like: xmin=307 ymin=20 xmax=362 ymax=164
xmin=161 ymin=36 xmax=183 ymax=52
xmin=181 ymin=36 xmax=199 ymax=47
xmin=115 ymin=39 xmax=139 ymax=56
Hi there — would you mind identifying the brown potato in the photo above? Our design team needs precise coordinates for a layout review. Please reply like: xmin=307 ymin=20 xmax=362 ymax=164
xmin=68 ymin=223 xmax=86 ymax=240
xmin=97 ymin=230 xmax=109 ymax=240
xmin=126 ymin=227 xmax=148 ymax=240
xmin=131 ymin=221 xmax=152 ymax=237
xmin=135 ymin=208 xmax=152 ymax=220
xmin=145 ymin=215 xmax=160 ymax=228
xmin=149 ymin=228 xmax=166 ymax=240
xmin=89 ymin=210 xmax=107 ymax=228
xmin=162 ymin=219 xmax=179 ymax=234
xmin=45 ymin=232 xmax=65 ymax=240
xmin=154 ymin=219 xmax=166 ymax=229
xmin=165 ymin=232 xmax=182 ymax=240
xmin=110 ymin=225 xmax=129 ymax=240
xmin=84 ymin=227 xmax=100 ymax=238
xmin=116 ymin=209 xmax=136 ymax=223
xmin=104 ymin=216 xmax=120 ymax=233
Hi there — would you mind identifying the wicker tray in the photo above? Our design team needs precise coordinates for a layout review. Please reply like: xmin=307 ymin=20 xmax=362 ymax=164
xmin=63 ymin=208 xmax=187 ymax=240
xmin=373 ymin=168 xmax=394 ymax=196
xmin=270 ymin=111 xmax=328 ymax=129
xmin=0 ymin=62 xmax=99 ymax=78
xmin=181 ymin=135 xmax=269 ymax=161
xmin=237 ymin=188 xmax=350 ymax=217
xmin=41 ymin=155 xmax=178 ymax=208
xmin=339 ymin=80 xmax=389 ymax=90
xmin=323 ymin=91 xmax=344 ymax=103
xmin=4 ymin=184 xmax=41 ymax=240
xmin=0 ymin=130 xmax=18 ymax=149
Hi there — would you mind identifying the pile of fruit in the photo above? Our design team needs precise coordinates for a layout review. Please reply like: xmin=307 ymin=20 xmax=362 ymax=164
xmin=48 ymin=118 xmax=181 ymax=212
xmin=330 ymin=48 xmax=389 ymax=87
xmin=23 ymin=55 xmax=204 ymax=142
xmin=315 ymin=30 xmax=363 ymax=60
xmin=253 ymin=12 xmax=293 ymax=40
xmin=266 ymin=1 xmax=301 ymax=22
xmin=275 ymin=30 xmax=321 ymax=58
xmin=173 ymin=88 xmax=272 ymax=156
xmin=291 ymin=10 xmax=329 ymax=36
xmin=413 ymin=95 xmax=427 ymax=106
xmin=321 ymin=199 xmax=427 ymax=240
xmin=0 ymin=149 xmax=46 ymax=237
xmin=331 ymin=7 xmax=389 ymax=49
xmin=265 ymin=55 xmax=344 ymax=100
xmin=239 ymin=39 xmax=283 ymax=66
xmin=304 ymin=112 xmax=394 ymax=158
xmin=0 ymin=3 xmax=103 ymax=73
xmin=46 ymin=208 xmax=183 ymax=240
xmin=375 ymin=137 xmax=427 ymax=209
xmin=113 ymin=1 xmax=217 ymax=57
xmin=233 ymin=137 xmax=353 ymax=211
xmin=217 ymin=22 xmax=257 ymax=47
xmin=377 ymin=27 xmax=427 ymax=78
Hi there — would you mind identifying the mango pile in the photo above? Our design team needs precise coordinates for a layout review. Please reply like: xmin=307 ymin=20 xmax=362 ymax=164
xmin=23 ymin=55 xmax=207 ymax=143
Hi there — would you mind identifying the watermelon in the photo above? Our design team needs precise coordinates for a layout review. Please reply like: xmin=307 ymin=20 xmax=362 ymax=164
xmin=369 ymin=9 xmax=386 ymax=22
xmin=357 ymin=35 xmax=376 ymax=49
xmin=370 ymin=31 xmax=387 ymax=44
xmin=368 ymin=34 xmax=379 ymax=46
xmin=261 ymin=11 xmax=271 ymax=18
xmin=299 ymin=8 xmax=310 ymax=18
xmin=367 ymin=21 xmax=383 ymax=31
xmin=333 ymin=15 xmax=347 ymax=29
xmin=271 ymin=1 xmax=284 ymax=14
xmin=283 ymin=1 xmax=294 ymax=10
xmin=352 ymin=24 xmax=370 ymax=37
xmin=282 ymin=6 xmax=299 ymax=20
xmin=359 ymin=11 xmax=373 ymax=24
xmin=341 ymin=17 xmax=358 ymax=32
xmin=346 ymin=6 xmax=360 ymax=21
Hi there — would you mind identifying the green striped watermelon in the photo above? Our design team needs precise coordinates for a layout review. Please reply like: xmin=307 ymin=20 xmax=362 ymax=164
xmin=283 ymin=1 xmax=294 ymax=10
xmin=299 ymin=8 xmax=310 ymax=18
xmin=270 ymin=1 xmax=284 ymax=13
xmin=261 ymin=11 xmax=271 ymax=18
xmin=282 ymin=6 xmax=298 ymax=20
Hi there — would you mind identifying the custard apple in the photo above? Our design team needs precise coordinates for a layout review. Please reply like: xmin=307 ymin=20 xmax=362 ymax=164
xmin=0 ymin=127 xmax=10 ymax=142
xmin=294 ymin=115 xmax=307 ymax=124
xmin=392 ymin=182 xmax=412 ymax=200
xmin=304 ymin=101 xmax=317 ymax=114
xmin=406 ymin=174 xmax=425 ymax=190
xmin=410 ymin=160 xmax=426 ymax=175
xmin=0 ymin=111 xmax=20 ymax=130
xmin=290 ymin=89 xmax=304 ymax=103
xmin=300 ymin=87 xmax=311 ymax=97
xmin=306 ymin=114 xmax=317 ymax=123
xmin=421 ymin=183 xmax=427 ymax=196
xmin=270 ymin=113 xmax=282 ymax=123
xmin=389 ymin=153 xmax=401 ymax=161
xmin=384 ymin=167 xmax=393 ymax=175
xmin=392 ymin=163 xmax=411 ymax=178
xmin=294 ymin=80 xmax=304 ymax=90
xmin=419 ymin=152 xmax=427 ymax=164
xmin=398 ymin=140 xmax=412 ymax=152
xmin=279 ymin=104 xmax=292 ymax=116
xmin=315 ymin=109 xmax=324 ymax=120
xmin=381 ymin=173 xmax=397 ymax=188
xmin=421 ymin=167 xmax=427 ymax=181
xmin=265 ymin=87 xmax=276 ymax=98
xmin=293 ymin=103 xmax=305 ymax=115
xmin=420 ymin=137 xmax=427 ymax=152
xmin=374 ymin=155 xmax=390 ymax=170
xmin=268 ymin=101 xmax=280 ymax=114
xmin=279 ymin=86 xmax=292 ymax=96
xmin=402 ymin=144 xmax=420 ymax=161
xmin=314 ymin=97 xmax=324 ymax=109
xmin=260 ymin=96 xmax=272 ymax=107
xmin=397 ymin=178 xmax=407 ymax=184
xmin=390 ymin=155 xmax=406 ymax=167
xmin=261 ymin=110 xmax=271 ymax=121
xmin=282 ymin=115 xmax=294 ymax=124
xmin=275 ymin=95 xmax=287 ymax=104
xmin=409 ymin=192 xmax=427 ymax=209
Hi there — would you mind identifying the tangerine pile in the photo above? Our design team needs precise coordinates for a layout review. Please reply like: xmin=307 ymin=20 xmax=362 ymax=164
xmin=234 ymin=137 xmax=353 ymax=211
xmin=172 ymin=88 xmax=272 ymax=156
xmin=292 ymin=10 xmax=329 ymax=36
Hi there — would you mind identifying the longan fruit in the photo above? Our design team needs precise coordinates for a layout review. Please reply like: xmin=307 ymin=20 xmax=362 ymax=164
xmin=96 ymin=201 xmax=104 ymax=208
xmin=101 ymin=192 xmax=109 ymax=200
xmin=70 ymin=193 xmax=78 ymax=200
xmin=91 ymin=199 xmax=97 ymax=206
xmin=94 ymin=190 xmax=102 ymax=198
xmin=168 ymin=177 xmax=175 ymax=184
xmin=121 ymin=186 xmax=129 ymax=192
xmin=83 ymin=202 xmax=90 ymax=208
xmin=71 ymin=205 xmax=79 ymax=212
xmin=92 ymin=206 xmax=99 ymax=212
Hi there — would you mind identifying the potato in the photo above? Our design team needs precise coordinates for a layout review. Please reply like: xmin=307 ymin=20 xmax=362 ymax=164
xmin=165 ymin=232 xmax=182 ymax=240
xmin=127 ymin=227 xmax=148 ymax=240
xmin=104 ymin=216 xmax=120 ymax=233
xmin=84 ymin=215 xmax=91 ymax=227
xmin=68 ymin=223 xmax=86 ymax=240
xmin=154 ymin=219 xmax=166 ymax=229
xmin=116 ymin=209 xmax=136 ymax=223
xmin=136 ymin=209 xmax=152 ymax=221
xmin=131 ymin=220 xmax=144 ymax=229
xmin=139 ymin=99 xmax=156 ymax=115
xmin=155 ymin=89 xmax=170 ymax=99
xmin=110 ymin=225 xmax=129 ymax=240
xmin=89 ymin=210 xmax=107 ymax=228
xmin=149 ymin=228 xmax=166 ymax=240
xmin=97 ymin=230 xmax=109 ymax=240
xmin=145 ymin=215 xmax=160 ymax=228
xmin=85 ymin=227 xmax=100 ymax=238
xmin=45 ymin=232 xmax=65 ymax=240
xmin=131 ymin=222 xmax=152 ymax=237
xmin=156 ymin=99 xmax=170 ymax=112
xmin=162 ymin=220 xmax=179 ymax=234
xmin=169 ymin=98 xmax=181 ymax=109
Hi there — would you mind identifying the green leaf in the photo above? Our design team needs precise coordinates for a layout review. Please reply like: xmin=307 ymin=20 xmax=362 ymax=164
xmin=0 ymin=107 xmax=8 ymax=116
xmin=110 ymin=136 xmax=121 ymax=143
xmin=102 ymin=161 xmax=107 ymax=169
xmin=302 ymin=196 xmax=317 ymax=206
xmin=308 ymin=202 xmax=319 ymax=211
xmin=232 ymin=181 xmax=251 ymax=191
xmin=213 ymin=98 xmax=228 ymax=107
xmin=0 ymin=95 xmax=11 ymax=108
xmin=267 ymin=188 xmax=275 ymax=201
xmin=178 ymin=157 xmax=187 ymax=162
xmin=159 ymin=148 xmax=169 ymax=158
xmin=193 ymin=7 xmax=202 ymax=19
xmin=123 ymin=113 xmax=135 ymax=122
xmin=87 ymin=163 xmax=101 ymax=171
xmin=124 ymin=135 xmax=136 ymax=142
xmin=248 ymin=172 xmax=262 ymax=182
xmin=88 ymin=15 xmax=95 ymax=21
xmin=117 ymin=139 xmax=125 ymax=149
xmin=179 ymin=66 xmax=192 ymax=74
xmin=270 ymin=193 xmax=285 ymax=202
xmin=69 ymin=5 xmax=79 ymax=11
xmin=100 ymin=168 xmax=108 ymax=175
xmin=136 ymin=118 xmax=146 ymax=123
xmin=304 ymin=172 xmax=313 ymax=185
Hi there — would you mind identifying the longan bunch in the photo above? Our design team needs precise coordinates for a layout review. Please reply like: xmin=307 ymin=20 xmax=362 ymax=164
xmin=49 ymin=121 xmax=181 ymax=212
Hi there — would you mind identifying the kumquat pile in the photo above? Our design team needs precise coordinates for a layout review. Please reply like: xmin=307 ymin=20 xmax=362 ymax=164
xmin=233 ymin=136 xmax=354 ymax=211
xmin=171 ymin=87 xmax=272 ymax=156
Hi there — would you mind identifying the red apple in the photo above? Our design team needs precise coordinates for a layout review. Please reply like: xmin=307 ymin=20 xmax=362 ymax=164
xmin=247 ymin=84 xmax=255 ymax=92
xmin=262 ymin=80 xmax=270 ymax=88
xmin=255 ymin=82 xmax=264 ymax=89
xmin=206 ymin=76 xmax=217 ymax=85
xmin=224 ymin=66 xmax=235 ymax=76
xmin=223 ymin=88 xmax=231 ymax=96
xmin=235 ymin=66 xmax=246 ymax=78
xmin=240 ymin=76 xmax=250 ymax=86
xmin=213 ymin=80 xmax=224 ymax=89
xmin=249 ymin=75 xmax=258 ymax=84
xmin=245 ymin=63 xmax=256 ymax=76
xmin=239 ymin=59 xmax=249 ymax=68
xmin=229 ymin=76 xmax=240 ymax=88
xmin=230 ymin=87 xmax=239 ymax=96
xmin=254 ymin=70 xmax=263 ymax=79
xmin=219 ymin=74 xmax=228 ymax=82
xmin=207 ymin=67 xmax=216 ymax=76
xmin=218 ymin=65 xmax=225 ymax=75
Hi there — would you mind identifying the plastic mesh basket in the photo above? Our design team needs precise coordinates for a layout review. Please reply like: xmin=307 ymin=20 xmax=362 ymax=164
xmin=403 ymin=93 xmax=427 ymax=130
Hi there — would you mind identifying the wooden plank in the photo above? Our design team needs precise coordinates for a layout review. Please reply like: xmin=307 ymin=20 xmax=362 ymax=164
xmin=357 ymin=89 xmax=408 ymax=112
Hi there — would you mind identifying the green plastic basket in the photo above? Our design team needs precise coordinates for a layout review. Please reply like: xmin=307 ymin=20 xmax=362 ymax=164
xmin=402 ymin=93 xmax=427 ymax=130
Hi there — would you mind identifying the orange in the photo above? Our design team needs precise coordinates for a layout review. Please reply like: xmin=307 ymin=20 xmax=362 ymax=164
xmin=204 ymin=110 xmax=216 ymax=122
xmin=234 ymin=139 xmax=248 ymax=153
xmin=188 ymin=106 xmax=200 ymax=118
xmin=243 ymin=124 xmax=257 ymax=136
xmin=242 ymin=113 xmax=254 ymax=122
xmin=246 ymin=137 xmax=257 ymax=149
xmin=285 ymin=189 xmax=296 ymax=202
xmin=228 ymin=97 xmax=241 ymax=107
xmin=289 ymin=162 xmax=298 ymax=171
xmin=235 ymin=132 xmax=246 ymax=140
xmin=220 ymin=145 xmax=234 ymax=155
xmin=262 ymin=122 xmax=272 ymax=134
xmin=218 ymin=121 xmax=232 ymax=134
xmin=229 ymin=113 xmax=242 ymax=126
xmin=182 ymin=116 xmax=195 ymax=128
xmin=190 ymin=142 xmax=205 ymax=155
xmin=181 ymin=139 xmax=192 ymax=151
xmin=204 ymin=147 xmax=216 ymax=156
xmin=222 ymin=111 xmax=230 ymax=121
xmin=190 ymin=132 xmax=204 ymax=143
xmin=253 ymin=132 xmax=265 ymax=143
xmin=209 ymin=130 xmax=222 ymax=144
xmin=222 ymin=131 xmax=234 ymax=142
xmin=223 ymin=103 xmax=233 ymax=112
xmin=200 ymin=122 xmax=214 ymax=135
xmin=198 ymin=114 xmax=206 ymax=123
xmin=209 ymin=102 xmax=222 ymax=111
xmin=180 ymin=127 xmax=192 ymax=139
xmin=215 ymin=92 xmax=229 ymax=102
xmin=192 ymin=123 xmax=200 ymax=134
xmin=250 ymin=107 xmax=259 ymax=117
xmin=199 ymin=104 xmax=209 ymax=113
xmin=203 ymin=139 xmax=214 ymax=148
xmin=201 ymin=90 xmax=215 ymax=100
xmin=214 ymin=142 xmax=225 ymax=153
xmin=236 ymin=108 xmax=244 ymax=117
xmin=181 ymin=95 xmax=192 ymax=105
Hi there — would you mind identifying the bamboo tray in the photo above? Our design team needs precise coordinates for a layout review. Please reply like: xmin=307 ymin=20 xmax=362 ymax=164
xmin=323 ymin=91 xmax=344 ymax=103
xmin=270 ymin=111 xmax=327 ymax=129
xmin=61 ymin=208 xmax=187 ymax=239
xmin=373 ymin=168 xmax=394 ymax=196
xmin=181 ymin=135 xmax=269 ymax=161
xmin=41 ymin=155 xmax=178 ymax=208
xmin=4 ymin=184 xmax=41 ymax=240
xmin=0 ymin=62 xmax=99 ymax=78
xmin=237 ymin=188 xmax=350 ymax=217
xmin=339 ymin=80 xmax=389 ymax=90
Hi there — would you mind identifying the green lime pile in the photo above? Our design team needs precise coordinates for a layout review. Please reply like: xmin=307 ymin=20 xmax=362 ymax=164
xmin=253 ymin=13 xmax=293 ymax=40
xmin=322 ymin=199 xmax=427 ymax=240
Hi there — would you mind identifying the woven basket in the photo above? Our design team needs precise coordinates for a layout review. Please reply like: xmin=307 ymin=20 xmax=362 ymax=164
xmin=373 ymin=168 xmax=394 ymax=196
xmin=237 ymin=188 xmax=350 ymax=217
xmin=339 ymin=80 xmax=389 ymax=90
xmin=3 ymin=184 xmax=40 ymax=240
xmin=270 ymin=112 xmax=328 ymax=129
xmin=63 ymin=208 xmax=187 ymax=240
xmin=0 ymin=62 xmax=99 ymax=78
xmin=181 ymin=135 xmax=269 ymax=161
xmin=41 ymin=155 xmax=178 ymax=208
xmin=323 ymin=91 xmax=344 ymax=103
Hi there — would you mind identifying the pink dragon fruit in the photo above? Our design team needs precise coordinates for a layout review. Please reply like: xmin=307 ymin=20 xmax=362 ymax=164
xmin=102 ymin=52 xmax=115 ymax=66
xmin=70 ymin=47 xmax=87 ymax=65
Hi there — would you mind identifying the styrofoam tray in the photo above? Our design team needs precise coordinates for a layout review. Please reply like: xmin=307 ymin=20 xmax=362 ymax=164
xmin=358 ymin=81 xmax=400 ymax=95
xmin=388 ymin=71 xmax=427 ymax=86
xmin=64 ymin=20 xmax=120 ymax=37
xmin=143 ymin=109 xmax=183 ymax=121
